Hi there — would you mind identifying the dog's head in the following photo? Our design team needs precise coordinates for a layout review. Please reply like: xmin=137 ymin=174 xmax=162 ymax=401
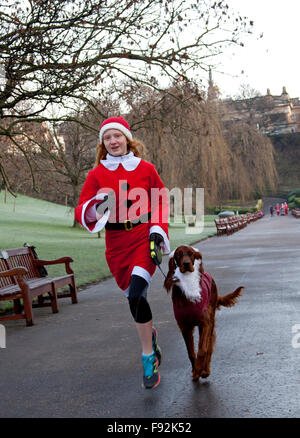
xmin=171 ymin=245 xmax=203 ymax=273
xmin=164 ymin=245 xmax=204 ymax=291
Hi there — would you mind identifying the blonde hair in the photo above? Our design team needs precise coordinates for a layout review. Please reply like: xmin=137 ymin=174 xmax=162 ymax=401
xmin=94 ymin=138 xmax=145 ymax=168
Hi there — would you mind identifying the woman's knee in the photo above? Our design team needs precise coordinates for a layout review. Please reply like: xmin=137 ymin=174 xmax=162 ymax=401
xmin=128 ymin=275 xmax=152 ymax=323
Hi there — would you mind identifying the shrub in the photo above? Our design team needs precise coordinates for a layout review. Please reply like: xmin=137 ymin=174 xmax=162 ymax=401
xmin=205 ymin=206 xmax=220 ymax=214
xmin=287 ymin=188 xmax=300 ymax=198
xmin=295 ymin=197 xmax=300 ymax=208
xmin=208 ymin=205 xmax=256 ymax=215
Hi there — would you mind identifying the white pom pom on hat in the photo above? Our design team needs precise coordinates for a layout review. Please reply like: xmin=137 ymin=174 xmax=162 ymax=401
xmin=99 ymin=116 xmax=133 ymax=143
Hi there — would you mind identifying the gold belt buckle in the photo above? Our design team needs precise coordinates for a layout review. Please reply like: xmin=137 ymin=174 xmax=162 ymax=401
xmin=124 ymin=219 xmax=133 ymax=231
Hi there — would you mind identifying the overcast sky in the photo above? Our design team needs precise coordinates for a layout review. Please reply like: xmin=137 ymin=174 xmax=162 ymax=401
xmin=210 ymin=0 xmax=300 ymax=99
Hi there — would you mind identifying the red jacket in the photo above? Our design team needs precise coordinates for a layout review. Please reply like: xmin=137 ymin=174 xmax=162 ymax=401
xmin=75 ymin=154 xmax=169 ymax=291
xmin=173 ymin=273 xmax=212 ymax=326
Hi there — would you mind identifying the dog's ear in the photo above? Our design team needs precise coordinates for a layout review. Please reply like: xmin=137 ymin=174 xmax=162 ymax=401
xmin=193 ymin=250 xmax=202 ymax=260
xmin=199 ymin=259 xmax=204 ymax=274
xmin=164 ymin=256 xmax=176 ymax=292
xmin=168 ymin=256 xmax=176 ymax=275
xmin=164 ymin=278 xmax=173 ymax=292
xmin=193 ymin=250 xmax=204 ymax=273
xmin=194 ymin=250 xmax=202 ymax=260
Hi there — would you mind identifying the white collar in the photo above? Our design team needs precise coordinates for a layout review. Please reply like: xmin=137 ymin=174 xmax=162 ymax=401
xmin=100 ymin=152 xmax=141 ymax=171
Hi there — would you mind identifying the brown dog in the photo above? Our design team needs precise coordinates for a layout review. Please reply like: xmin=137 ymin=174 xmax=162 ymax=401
xmin=164 ymin=245 xmax=244 ymax=381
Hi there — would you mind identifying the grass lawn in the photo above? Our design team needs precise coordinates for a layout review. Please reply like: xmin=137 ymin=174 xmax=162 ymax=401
xmin=0 ymin=192 xmax=217 ymax=309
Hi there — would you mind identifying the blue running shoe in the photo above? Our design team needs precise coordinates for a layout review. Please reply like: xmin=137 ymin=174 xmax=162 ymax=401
xmin=152 ymin=327 xmax=162 ymax=367
xmin=142 ymin=352 xmax=160 ymax=389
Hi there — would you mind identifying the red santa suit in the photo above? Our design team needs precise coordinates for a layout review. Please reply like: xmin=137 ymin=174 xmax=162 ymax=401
xmin=75 ymin=152 xmax=170 ymax=294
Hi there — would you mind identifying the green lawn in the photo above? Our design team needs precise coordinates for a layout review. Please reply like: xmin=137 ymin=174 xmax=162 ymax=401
xmin=0 ymin=192 xmax=217 ymax=294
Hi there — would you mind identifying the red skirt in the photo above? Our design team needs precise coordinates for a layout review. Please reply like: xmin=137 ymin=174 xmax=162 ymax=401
xmin=105 ymin=223 xmax=156 ymax=291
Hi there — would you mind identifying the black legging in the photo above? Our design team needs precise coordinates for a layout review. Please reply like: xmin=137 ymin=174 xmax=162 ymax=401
xmin=128 ymin=275 xmax=152 ymax=323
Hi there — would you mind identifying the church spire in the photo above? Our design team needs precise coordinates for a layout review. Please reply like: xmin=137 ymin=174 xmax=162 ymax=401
xmin=209 ymin=67 xmax=213 ymax=87
xmin=207 ymin=67 xmax=219 ymax=101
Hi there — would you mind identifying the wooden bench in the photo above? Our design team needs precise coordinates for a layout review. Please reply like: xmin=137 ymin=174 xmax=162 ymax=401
xmin=214 ymin=218 xmax=232 ymax=236
xmin=246 ymin=212 xmax=257 ymax=223
xmin=0 ymin=245 xmax=78 ymax=326
xmin=227 ymin=216 xmax=239 ymax=232
xmin=292 ymin=208 xmax=300 ymax=218
xmin=215 ymin=214 xmax=250 ymax=236
xmin=214 ymin=211 xmax=263 ymax=237
xmin=214 ymin=219 xmax=226 ymax=236
xmin=238 ymin=215 xmax=248 ymax=229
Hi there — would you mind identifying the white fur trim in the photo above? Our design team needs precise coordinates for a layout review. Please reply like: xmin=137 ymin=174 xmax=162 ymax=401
xmin=131 ymin=266 xmax=152 ymax=284
xmin=149 ymin=225 xmax=170 ymax=254
xmin=122 ymin=267 xmax=152 ymax=298
xmin=173 ymin=259 xmax=202 ymax=302
xmin=81 ymin=193 xmax=110 ymax=233
xmin=99 ymin=122 xmax=132 ymax=143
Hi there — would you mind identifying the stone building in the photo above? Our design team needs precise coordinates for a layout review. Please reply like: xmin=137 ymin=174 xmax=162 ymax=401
xmin=221 ymin=87 xmax=300 ymax=136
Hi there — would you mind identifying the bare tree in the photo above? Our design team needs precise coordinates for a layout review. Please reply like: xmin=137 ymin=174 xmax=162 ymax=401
xmin=234 ymin=83 xmax=262 ymax=100
xmin=36 ymin=116 xmax=97 ymax=222
xmin=0 ymin=0 xmax=253 ymax=190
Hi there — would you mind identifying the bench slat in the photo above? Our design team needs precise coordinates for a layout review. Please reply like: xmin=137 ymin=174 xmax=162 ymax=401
xmin=0 ymin=285 xmax=22 ymax=298
xmin=9 ymin=253 xmax=39 ymax=279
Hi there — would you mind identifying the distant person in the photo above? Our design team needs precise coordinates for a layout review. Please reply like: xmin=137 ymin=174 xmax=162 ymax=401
xmin=284 ymin=202 xmax=289 ymax=215
xmin=275 ymin=203 xmax=280 ymax=216
xmin=270 ymin=205 xmax=274 ymax=216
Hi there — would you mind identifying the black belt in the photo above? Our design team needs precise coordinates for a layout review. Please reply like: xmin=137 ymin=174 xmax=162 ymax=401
xmin=105 ymin=212 xmax=151 ymax=231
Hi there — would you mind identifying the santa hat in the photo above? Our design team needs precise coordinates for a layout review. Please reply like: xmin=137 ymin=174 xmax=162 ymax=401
xmin=99 ymin=116 xmax=132 ymax=143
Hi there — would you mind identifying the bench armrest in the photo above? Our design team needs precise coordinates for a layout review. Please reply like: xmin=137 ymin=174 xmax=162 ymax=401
xmin=34 ymin=257 xmax=74 ymax=275
xmin=0 ymin=267 xmax=28 ymax=278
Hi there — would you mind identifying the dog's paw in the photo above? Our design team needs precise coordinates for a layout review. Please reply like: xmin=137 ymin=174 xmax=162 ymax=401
xmin=200 ymin=370 xmax=210 ymax=379
xmin=192 ymin=370 xmax=200 ymax=381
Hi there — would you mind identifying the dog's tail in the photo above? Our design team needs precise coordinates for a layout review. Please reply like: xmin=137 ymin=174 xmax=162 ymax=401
xmin=217 ymin=286 xmax=244 ymax=309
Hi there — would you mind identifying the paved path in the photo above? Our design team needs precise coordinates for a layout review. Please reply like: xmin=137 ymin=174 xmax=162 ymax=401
xmin=1 ymin=207 xmax=300 ymax=418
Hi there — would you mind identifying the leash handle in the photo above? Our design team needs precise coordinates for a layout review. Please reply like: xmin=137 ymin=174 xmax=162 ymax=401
xmin=150 ymin=240 xmax=162 ymax=265
xmin=150 ymin=241 xmax=167 ymax=279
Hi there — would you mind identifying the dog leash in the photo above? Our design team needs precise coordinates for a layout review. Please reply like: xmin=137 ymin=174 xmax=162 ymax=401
xmin=156 ymin=263 xmax=167 ymax=280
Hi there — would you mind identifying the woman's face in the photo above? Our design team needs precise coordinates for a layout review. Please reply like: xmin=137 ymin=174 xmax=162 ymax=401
xmin=103 ymin=129 xmax=128 ymax=156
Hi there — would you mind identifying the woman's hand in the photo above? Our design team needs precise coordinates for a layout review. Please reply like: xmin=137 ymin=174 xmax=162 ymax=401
xmin=149 ymin=233 xmax=163 ymax=265
xmin=95 ymin=195 xmax=110 ymax=220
